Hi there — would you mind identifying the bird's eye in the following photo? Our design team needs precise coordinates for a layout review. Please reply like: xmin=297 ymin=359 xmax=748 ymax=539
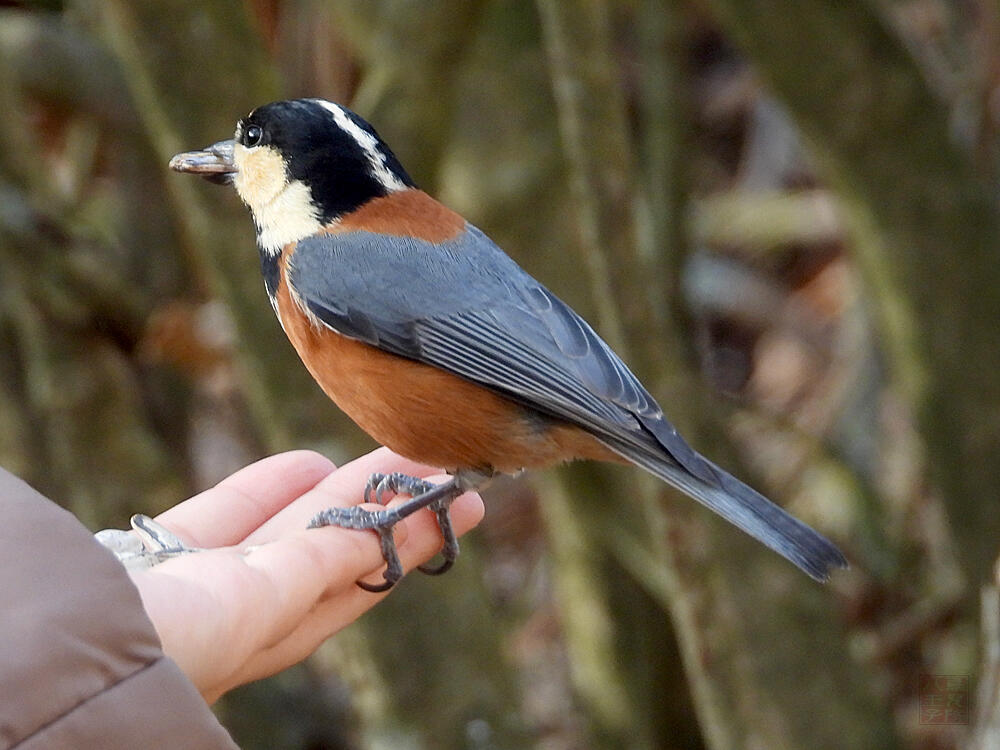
xmin=244 ymin=124 xmax=263 ymax=147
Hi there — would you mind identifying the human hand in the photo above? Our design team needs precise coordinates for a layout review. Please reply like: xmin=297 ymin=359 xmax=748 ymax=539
xmin=129 ymin=447 xmax=484 ymax=703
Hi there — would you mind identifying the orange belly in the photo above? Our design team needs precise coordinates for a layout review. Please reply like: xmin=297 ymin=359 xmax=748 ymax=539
xmin=274 ymin=255 xmax=616 ymax=474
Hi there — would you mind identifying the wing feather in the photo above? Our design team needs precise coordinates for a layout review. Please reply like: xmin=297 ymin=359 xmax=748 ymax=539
xmin=286 ymin=225 xmax=847 ymax=581
xmin=291 ymin=226 xmax=714 ymax=479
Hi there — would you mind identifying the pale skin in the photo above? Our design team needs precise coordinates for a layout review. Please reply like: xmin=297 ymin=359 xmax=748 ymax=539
xmin=129 ymin=447 xmax=484 ymax=704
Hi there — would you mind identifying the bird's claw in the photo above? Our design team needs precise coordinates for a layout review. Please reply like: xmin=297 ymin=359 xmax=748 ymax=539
xmin=309 ymin=473 xmax=464 ymax=592
xmin=417 ymin=494 xmax=458 ymax=575
xmin=364 ymin=472 xmax=436 ymax=505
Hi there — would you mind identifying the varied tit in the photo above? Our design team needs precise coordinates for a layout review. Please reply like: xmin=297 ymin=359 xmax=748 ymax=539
xmin=170 ymin=98 xmax=846 ymax=591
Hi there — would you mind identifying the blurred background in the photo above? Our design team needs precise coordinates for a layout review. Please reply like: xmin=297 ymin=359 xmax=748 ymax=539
xmin=1 ymin=0 xmax=999 ymax=747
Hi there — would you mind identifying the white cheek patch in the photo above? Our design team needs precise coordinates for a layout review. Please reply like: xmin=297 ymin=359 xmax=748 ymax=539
xmin=233 ymin=144 xmax=322 ymax=257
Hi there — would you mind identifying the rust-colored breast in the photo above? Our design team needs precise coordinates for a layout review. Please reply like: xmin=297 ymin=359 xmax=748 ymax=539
xmin=274 ymin=241 xmax=617 ymax=474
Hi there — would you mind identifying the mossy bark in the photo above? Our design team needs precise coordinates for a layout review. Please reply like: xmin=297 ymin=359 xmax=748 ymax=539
xmin=536 ymin=1 xmax=897 ymax=748
xmin=703 ymin=0 xmax=1000 ymax=587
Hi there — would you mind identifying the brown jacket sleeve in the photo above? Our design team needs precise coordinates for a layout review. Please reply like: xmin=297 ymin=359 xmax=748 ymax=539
xmin=0 ymin=468 xmax=238 ymax=750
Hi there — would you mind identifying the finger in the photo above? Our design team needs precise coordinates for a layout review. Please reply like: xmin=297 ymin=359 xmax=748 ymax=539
xmin=241 ymin=447 xmax=453 ymax=543
xmin=157 ymin=450 xmax=337 ymax=548
xmin=243 ymin=481 xmax=482 ymax=611
xmin=221 ymin=489 xmax=484 ymax=689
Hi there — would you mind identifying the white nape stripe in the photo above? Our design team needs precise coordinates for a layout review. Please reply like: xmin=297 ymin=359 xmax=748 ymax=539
xmin=254 ymin=179 xmax=323 ymax=257
xmin=312 ymin=99 xmax=407 ymax=193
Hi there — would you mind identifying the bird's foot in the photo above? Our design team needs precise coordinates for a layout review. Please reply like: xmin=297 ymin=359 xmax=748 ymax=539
xmin=95 ymin=514 xmax=202 ymax=570
xmin=363 ymin=472 xmax=457 ymax=574
xmin=308 ymin=473 xmax=464 ymax=592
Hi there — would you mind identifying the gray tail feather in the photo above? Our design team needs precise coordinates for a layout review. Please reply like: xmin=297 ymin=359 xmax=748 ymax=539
xmin=601 ymin=438 xmax=848 ymax=582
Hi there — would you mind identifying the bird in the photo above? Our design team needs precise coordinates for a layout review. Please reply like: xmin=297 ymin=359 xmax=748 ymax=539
xmin=169 ymin=98 xmax=847 ymax=591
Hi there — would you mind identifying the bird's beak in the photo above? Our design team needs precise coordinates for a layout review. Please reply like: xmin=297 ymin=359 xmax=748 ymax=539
xmin=169 ymin=139 xmax=236 ymax=184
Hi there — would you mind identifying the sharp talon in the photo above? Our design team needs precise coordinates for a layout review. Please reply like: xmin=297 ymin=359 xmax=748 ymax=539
xmin=418 ymin=558 xmax=454 ymax=576
xmin=363 ymin=473 xmax=385 ymax=504
xmin=375 ymin=476 xmax=392 ymax=505
xmin=356 ymin=577 xmax=397 ymax=593
xmin=355 ymin=525 xmax=403 ymax=592
xmin=417 ymin=495 xmax=460 ymax=576
xmin=373 ymin=474 xmax=390 ymax=504
xmin=363 ymin=472 xmax=436 ymax=506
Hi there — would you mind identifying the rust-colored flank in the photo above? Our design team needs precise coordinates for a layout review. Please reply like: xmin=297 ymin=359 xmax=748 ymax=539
xmin=274 ymin=240 xmax=619 ymax=474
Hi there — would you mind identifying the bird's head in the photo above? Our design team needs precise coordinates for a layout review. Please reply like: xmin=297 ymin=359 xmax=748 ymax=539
xmin=169 ymin=98 xmax=415 ymax=255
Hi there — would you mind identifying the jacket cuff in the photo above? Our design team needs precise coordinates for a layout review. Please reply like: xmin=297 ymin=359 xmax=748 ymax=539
xmin=14 ymin=656 xmax=238 ymax=750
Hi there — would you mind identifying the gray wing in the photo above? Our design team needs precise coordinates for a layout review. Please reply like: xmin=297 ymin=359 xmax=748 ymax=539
xmin=287 ymin=226 xmax=847 ymax=581
xmin=287 ymin=225 xmax=715 ymax=482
